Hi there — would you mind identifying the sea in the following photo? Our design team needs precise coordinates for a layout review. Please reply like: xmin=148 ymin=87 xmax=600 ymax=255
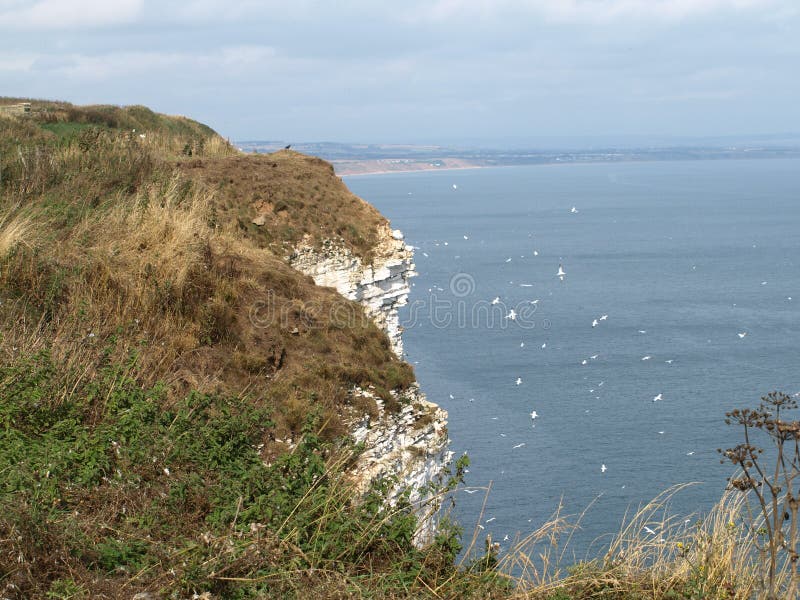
xmin=345 ymin=158 xmax=800 ymax=560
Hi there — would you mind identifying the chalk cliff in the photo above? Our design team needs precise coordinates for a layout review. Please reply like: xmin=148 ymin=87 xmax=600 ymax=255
xmin=289 ymin=224 xmax=452 ymax=542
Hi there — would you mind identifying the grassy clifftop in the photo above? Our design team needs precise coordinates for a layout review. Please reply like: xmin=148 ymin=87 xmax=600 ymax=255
xmin=0 ymin=101 xmax=484 ymax=599
xmin=0 ymin=99 xmax=412 ymax=429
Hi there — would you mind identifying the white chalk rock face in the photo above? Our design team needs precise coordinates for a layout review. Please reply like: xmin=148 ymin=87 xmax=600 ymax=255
xmin=289 ymin=224 xmax=416 ymax=357
xmin=349 ymin=385 xmax=452 ymax=546
xmin=288 ymin=223 xmax=452 ymax=545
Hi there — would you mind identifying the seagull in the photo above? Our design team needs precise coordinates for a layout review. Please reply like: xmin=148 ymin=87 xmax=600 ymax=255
xmin=422 ymin=252 xmax=429 ymax=257
xmin=452 ymin=184 xmax=458 ymax=190
xmin=557 ymin=264 xmax=566 ymax=281
xmin=491 ymin=297 xmax=501 ymax=305
xmin=503 ymin=534 xmax=509 ymax=542
xmin=541 ymin=343 xmax=547 ymax=349
xmin=463 ymin=235 xmax=469 ymax=239
xmin=641 ymin=355 xmax=652 ymax=361
xmin=531 ymin=299 xmax=540 ymax=305
xmin=530 ymin=410 xmax=538 ymax=420
xmin=516 ymin=377 xmax=523 ymax=385
xmin=505 ymin=257 xmax=512 ymax=263
xmin=506 ymin=309 xmax=517 ymax=320
xmin=449 ymin=394 xmax=454 ymax=399
xmin=665 ymin=359 xmax=674 ymax=364
xmin=601 ymin=464 xmax=607 ymax=473
xmin=520 ymin=342 xmax=525 ymax=347
xmin=590 ymin=354 xmax=598 ymax=360
xmin=486 ymin=517 xmax=496 ymax=523
xmin=638 ymin=330 xmax=647 ymax=334
xmin=592 ymin=319 xmax=599 ymax=327
xmin=658 ymin=431 xmax=665 ymax=434
xmin=464 ymin=489 xmax=478 ymax=494
xmin=513 ymin=443 xmax=526 ymax=449
xmin=686 ymin=451 xmax=695 ymax=456
xmin=570 ymin=206 xmax=578 ymax=213
xmin=599 ymin=315 xmax=608 ymax=321
xmin=643 ymin=526 xmax=657 ymax=535
xmin=581 ymin=359 xmax=588 ymax=365
xmin=738 ymin=332 xmax=747 ymax=338
xmin=533 ymin=250 xmax=539 ymax=256
xmin=653 ymin=393 xmax=663 ymax=402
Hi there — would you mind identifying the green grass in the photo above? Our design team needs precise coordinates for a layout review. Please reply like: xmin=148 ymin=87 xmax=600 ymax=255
xmin=0 ymin=349 xmax=486 ymax=598
xmin=39 ymin=121 xmax=98 ymax=139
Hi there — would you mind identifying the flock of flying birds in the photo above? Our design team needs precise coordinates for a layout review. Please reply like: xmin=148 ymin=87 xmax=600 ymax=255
xmin=406 ymin=186 xmax=795 ymax=543
xmin=415 ymin=197 xmax=766 ymax=480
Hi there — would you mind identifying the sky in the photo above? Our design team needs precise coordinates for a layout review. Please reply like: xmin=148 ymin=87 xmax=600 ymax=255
xmin=1 ymin=0 xmax=799 ymax=145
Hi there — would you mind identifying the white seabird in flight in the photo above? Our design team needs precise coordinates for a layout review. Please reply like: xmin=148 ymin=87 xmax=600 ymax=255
xmin=557 ymin=264 xmax=566 ymax=281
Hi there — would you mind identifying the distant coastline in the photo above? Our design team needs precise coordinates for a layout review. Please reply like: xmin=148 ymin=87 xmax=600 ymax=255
xmin=235 ymin=140 xmax=800 ymax=177
xmin=336 ymin=160 xmax=483 ymax=177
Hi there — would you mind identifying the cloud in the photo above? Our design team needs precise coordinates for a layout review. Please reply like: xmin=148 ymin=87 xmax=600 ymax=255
xmin=0 ymin=0 xmax=143 ymax=29
xmin=23 ymin=45 xmax=278 ymax=81
xmin=0 ymin=52 xmax=36 ymax=71
xmin=421 ymin=0 xmax=783 ymax=23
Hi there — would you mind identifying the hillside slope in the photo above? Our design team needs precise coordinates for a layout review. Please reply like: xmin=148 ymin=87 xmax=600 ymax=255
xmin=0 ymin=100 xmax=489 ymax=599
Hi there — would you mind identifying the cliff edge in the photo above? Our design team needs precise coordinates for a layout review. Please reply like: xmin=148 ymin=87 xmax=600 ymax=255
xmin=0 ymin=99 xmax=457 ymax=597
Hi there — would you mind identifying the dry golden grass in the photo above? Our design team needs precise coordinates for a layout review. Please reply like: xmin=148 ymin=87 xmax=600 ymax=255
xmin=0 ymin=206 xmax=36 ymax=258
xmin=178 ymin=150 xmax=387 ymax=260
xmin=440 ymin=483 xmax=786 ymax=599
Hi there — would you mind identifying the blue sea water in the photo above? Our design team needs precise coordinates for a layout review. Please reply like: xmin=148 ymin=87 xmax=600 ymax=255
xmin=346 ymin=158 xmax=800 ymax=558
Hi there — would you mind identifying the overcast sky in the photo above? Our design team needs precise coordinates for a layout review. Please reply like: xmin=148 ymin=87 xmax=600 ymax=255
xmin=1 ymin=0 xmax=798 ymax=145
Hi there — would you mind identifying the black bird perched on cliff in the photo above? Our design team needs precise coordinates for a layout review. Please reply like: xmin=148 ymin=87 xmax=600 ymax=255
xmin=284 ymin=144 xmax=291 ymax=149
